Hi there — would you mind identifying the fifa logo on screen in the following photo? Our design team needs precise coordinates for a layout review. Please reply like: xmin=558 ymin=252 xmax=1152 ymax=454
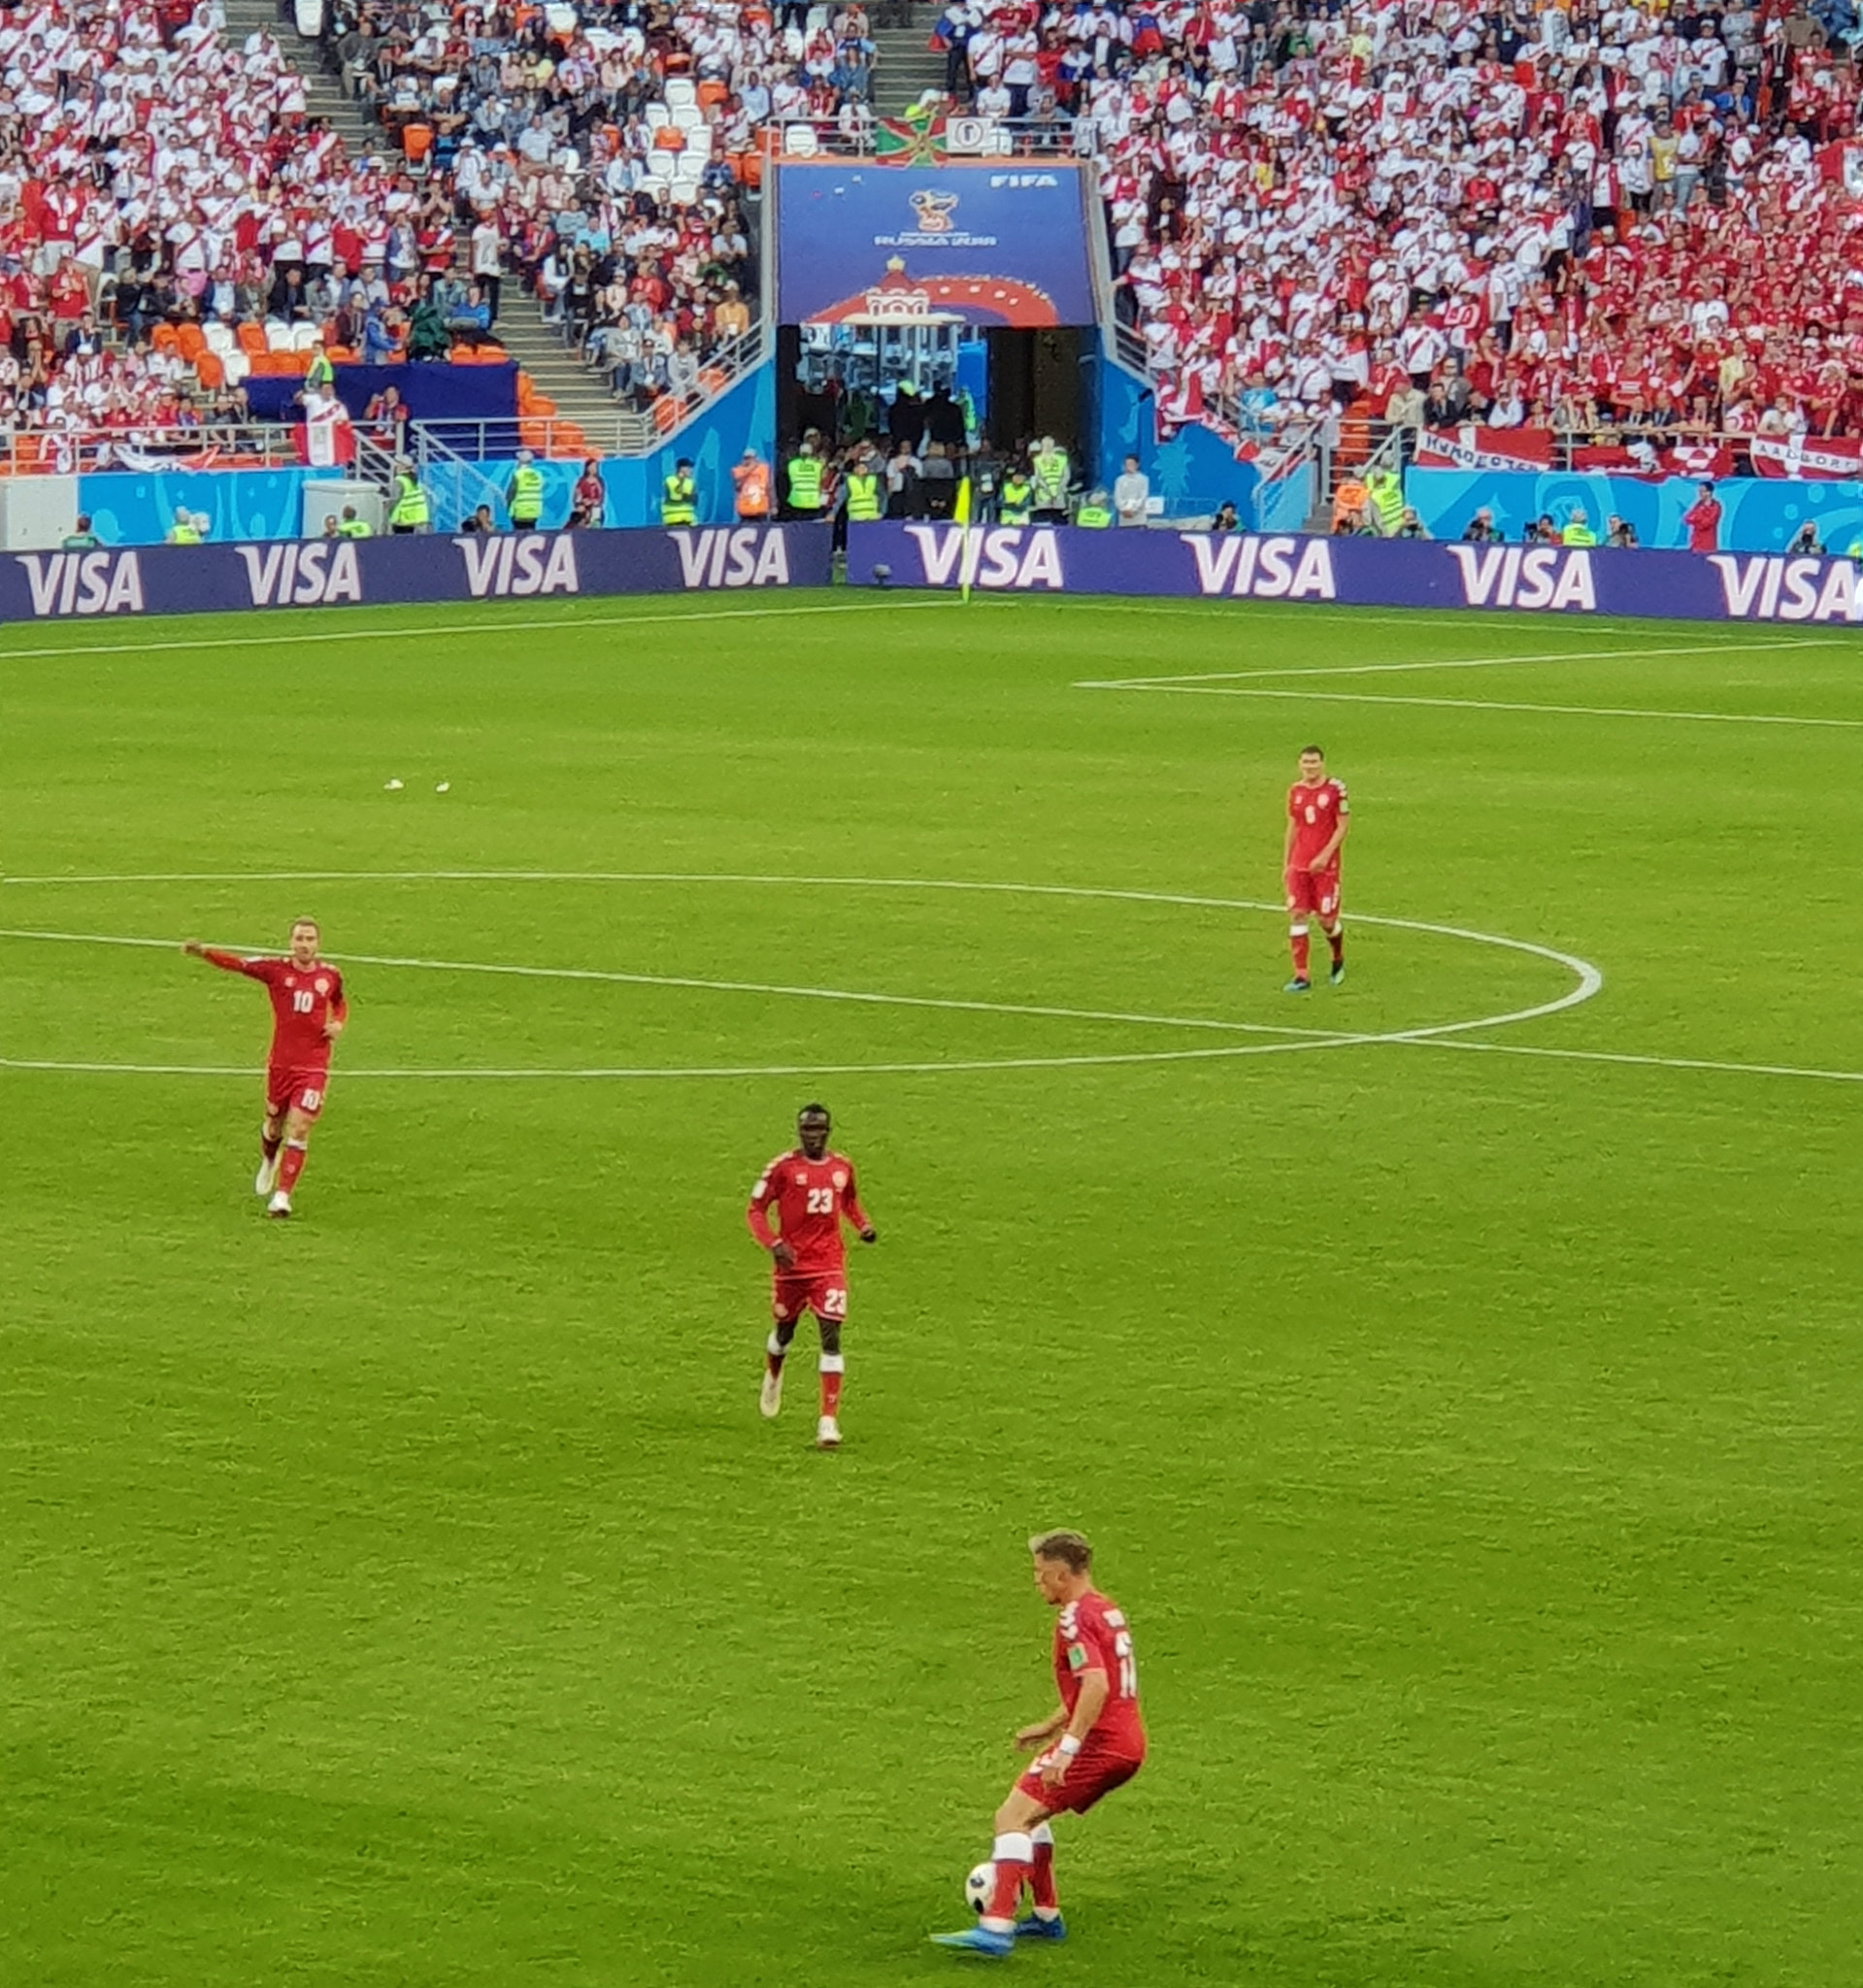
xmin=909 ymin=190 xmax=958 ymax=234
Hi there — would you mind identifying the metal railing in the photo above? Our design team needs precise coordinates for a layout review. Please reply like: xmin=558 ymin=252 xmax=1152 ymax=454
xmin=411 ymin=324 xmax=768 ymax=461
xmin=763 ymin=115 xmax=1082 ymax=160
xmin=0 ymin=422 xmax=307 ymax=474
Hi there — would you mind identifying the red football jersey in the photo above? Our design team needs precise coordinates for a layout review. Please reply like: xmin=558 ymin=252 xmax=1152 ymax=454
xmin=204 ymin=950 xmax=347 ymax=1068
xmin=746 ymin=1149 xmax=871 ymax=1273
xmin=1052 ymin=1590 xmax=1147 ymax=1756
xmin=1287 ymin=777 xmax=1348 ymax=871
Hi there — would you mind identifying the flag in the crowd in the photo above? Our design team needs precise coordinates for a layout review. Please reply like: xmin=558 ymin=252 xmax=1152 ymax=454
xmin=1412 ymin=425 xmax=1555 ymax=473
xmin=296 ymin=405 xmax=355 ymax=468
xmin=1749 ymin=433 xmax=1863 ymax=480
xmin=1571 ymin=442 xmax=1736 ymax=480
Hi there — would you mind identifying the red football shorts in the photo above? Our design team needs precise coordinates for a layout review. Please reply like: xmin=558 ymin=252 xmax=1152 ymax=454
xmin=772 ymin=1271 xmax=848 ymax=1325
xmin=268 ymin=1065 xmax=331 ymax=1119
xmin=1285 ymin=866 xmax=1341 ymax=921
xmin=1015 ymin=1740 xmax=1144 ymax=1817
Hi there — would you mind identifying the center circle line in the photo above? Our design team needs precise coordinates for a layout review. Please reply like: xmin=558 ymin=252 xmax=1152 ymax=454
xmin=0 ymin=872 xmax=1602 ymax=1079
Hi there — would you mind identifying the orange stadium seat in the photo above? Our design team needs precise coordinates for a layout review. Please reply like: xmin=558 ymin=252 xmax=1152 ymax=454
xmin=150 ymin=324 xmax=180 ymax=355
xmin=194 ymin=350 xmax=224 ymax=389
xmin=176 ymin=323 xmax=206 ymax=362
xmin=402 ymin=122 xmax=433 ymax=166
xmin=236 ymin=322 xmax=266 ymax=357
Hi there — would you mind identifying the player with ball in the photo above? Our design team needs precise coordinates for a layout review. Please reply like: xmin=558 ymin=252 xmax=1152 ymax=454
xmin=932 ymin=1531 xmax=1148 ymax=1958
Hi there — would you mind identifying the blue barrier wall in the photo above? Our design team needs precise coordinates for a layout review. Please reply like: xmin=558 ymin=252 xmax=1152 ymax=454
xmin=1407 ymin=467 xmax=1863 ymax=553
xmin=81 ymin=468 xmax=319 ymax=547
xmin=70 ymin=365 xmax=778 ymax=544
xmin=1085 ymin=345 xmax=1261 ymax=522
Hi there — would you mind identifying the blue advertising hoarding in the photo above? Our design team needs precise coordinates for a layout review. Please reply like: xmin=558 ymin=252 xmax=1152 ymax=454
xmin=848 ymin=520 xmax=1863 ymax=624
xmin=0 ymin=523 xmax=829 ymax=623
xmin=1407 ymin=466 xmax=1863 ymax=555
xmin=774 ymin=162 xmax=1097 ymax=328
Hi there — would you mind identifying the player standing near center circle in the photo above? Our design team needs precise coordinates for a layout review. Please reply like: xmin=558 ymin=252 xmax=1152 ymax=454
xmin=747 ymin=1104 xmax=876 ymax=1450
xmin=931 ymin=1530 xmax=1148 ymax=1958
xmin=183 ymin=919 xmax=347 ymax=1218
xmin=1283 ymin=743 xmax=1349 ymax=992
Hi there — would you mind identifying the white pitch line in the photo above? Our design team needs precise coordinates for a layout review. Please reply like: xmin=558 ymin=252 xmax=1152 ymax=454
xmin=0 ymin=925 xmax=1337 ymax=1043
xmin=1421 ymin=1036 xmax=1863 ymax=1086
xmin=0 ymin=871 xmax=1602 ymax=1079
xmin=1082 ymin=682 xmax=1863 ymax=730
xmin=0 ymin=870 xmax=1607 ymax=1038
xmin=0 ymin=595 xmax=958 ymax=665
xmin=1076 ymin=638 xmax=1845 ymax=689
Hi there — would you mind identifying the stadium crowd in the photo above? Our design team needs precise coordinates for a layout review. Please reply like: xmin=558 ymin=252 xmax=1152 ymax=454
xmin=0 ymin=0 xmax=878 ymax=444
xmin=935 ymin=0 xmax=1863 ymax=442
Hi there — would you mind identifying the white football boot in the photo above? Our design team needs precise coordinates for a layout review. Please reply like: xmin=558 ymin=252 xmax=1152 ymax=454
xmin=759 ymin=1369 xmax=783 ymax=1419
xmin=815 ymin=1415 xmax=842 ymax=1450
xmin=266 ymin=1191 xmax=293 ymax=1219
xmin=254 ymin=1152 xmax=280 ymax=1196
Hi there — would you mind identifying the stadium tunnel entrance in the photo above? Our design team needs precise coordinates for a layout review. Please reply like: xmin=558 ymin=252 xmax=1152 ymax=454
xmin=770 ymin=160 xmax=1100 ymax=520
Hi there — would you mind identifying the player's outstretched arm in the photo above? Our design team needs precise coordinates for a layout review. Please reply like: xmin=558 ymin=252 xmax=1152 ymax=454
xmin=184 ymin=942 xmax=254 ymax=974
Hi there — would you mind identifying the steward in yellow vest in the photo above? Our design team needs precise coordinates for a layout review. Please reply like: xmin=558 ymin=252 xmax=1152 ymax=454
xmin=508 ymin=449 xmax=546 ymax=527
xmin=662 ymin=458 xmax=698 ymax=526
xmin=845 ymin=465 xmax=882 ymax=521
xmin=785 ymin=447 xmax=823 ymax=515
xmin=388 ymin=465 xmax=429 ymax=532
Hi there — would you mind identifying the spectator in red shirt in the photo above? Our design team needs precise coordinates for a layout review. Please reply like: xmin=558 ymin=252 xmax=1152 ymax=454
xmin=1683 ymin=482 xmax=1724 ymax=552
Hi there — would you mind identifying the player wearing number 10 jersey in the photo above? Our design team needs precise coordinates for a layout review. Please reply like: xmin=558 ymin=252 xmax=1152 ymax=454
xmin=746 ymin=1104 xmax=876 ymax=1450
xmin=184 ymin=918 xmax=347 ymax=1218
xmin=932 ymin=1531 xmax=1147 ymax=1958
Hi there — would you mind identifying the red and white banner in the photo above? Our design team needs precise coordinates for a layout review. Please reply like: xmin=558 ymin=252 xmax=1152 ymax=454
xmin=296 ymin=406 xmax=355 ymax=469
xmin=1749 ymin=433 xmax=1863 ymax=480
xmin=1571 ymin=442 xmax=1736 ymax=480
xmin=1413 ymin=425 xmax=1555 ymax=473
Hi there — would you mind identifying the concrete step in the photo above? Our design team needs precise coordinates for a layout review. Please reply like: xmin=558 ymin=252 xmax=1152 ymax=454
xmin=873 ymin=7 xmax=948 ymax=115
xmin=224 ymin=5 xmax=631 ymax=440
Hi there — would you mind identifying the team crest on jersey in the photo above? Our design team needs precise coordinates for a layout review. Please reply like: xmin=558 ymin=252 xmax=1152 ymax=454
xmin=315 ymin=978 xmax=329 ymax=995
xmin=832 ymin=1170 xmax=847 ymax=1189
xmin=794 ymin=1171 xmax=808 ymax=1184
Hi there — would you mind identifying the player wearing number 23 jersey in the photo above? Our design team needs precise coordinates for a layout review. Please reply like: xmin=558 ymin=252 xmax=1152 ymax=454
xmin=184 ymin=917 xmax=347 ymax=1219
xmin=932 ymin=1530 xmax=1147 ymax=1958
xmin=746 ymin=1103 xmax=876 ymax=1449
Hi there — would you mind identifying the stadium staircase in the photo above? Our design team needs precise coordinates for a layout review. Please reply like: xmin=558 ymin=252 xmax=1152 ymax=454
xmin=872 ymin=4 xmax=948 ymax=116
xmin=227 ymin=0 xmax=637 ymax=451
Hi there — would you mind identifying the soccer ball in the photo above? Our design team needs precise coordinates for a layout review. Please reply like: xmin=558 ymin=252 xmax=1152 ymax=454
xmin=965 ymin=1863 xmax=994 ymax=1914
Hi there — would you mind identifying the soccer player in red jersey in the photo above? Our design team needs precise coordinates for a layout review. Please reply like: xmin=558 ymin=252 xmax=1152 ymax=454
xmin=746 ymin=1103 xmax=876 ymax=1449
xmin=1283 ymin=743 xmax=1349 ymax=992
xmin=932 ymin=1531 xmax=1147 ymax=1957
xmin=183 ymin=917 xmax=347 ymax=1218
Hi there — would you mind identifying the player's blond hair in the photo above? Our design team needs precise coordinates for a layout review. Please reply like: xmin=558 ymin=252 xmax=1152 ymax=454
xmin=290 ymin=915 xmax=320 ymax=935
xmin=1029 ymin=1530 xmax=1093 ymax=1573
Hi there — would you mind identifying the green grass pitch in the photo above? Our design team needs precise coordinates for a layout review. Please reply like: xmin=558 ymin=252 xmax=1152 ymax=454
xmin=5 ymin=592 xmax=1861 ymax=1988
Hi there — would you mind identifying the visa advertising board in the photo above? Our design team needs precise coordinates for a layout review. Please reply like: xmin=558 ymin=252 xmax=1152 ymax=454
xmin=848 ymin=522 xmax=1863 ymax=623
